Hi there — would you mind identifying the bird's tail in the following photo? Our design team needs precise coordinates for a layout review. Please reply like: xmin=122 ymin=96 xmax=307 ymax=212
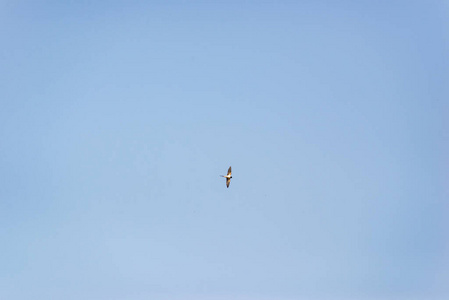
xmin=220 ymin=175 xmax=225 ymax=177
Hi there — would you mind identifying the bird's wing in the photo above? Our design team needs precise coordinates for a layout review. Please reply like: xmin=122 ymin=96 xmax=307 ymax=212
xmin=227 ymin=166 xmax=232 ymax=176
xmin=226 ymin=177 xmax=230 ymax=188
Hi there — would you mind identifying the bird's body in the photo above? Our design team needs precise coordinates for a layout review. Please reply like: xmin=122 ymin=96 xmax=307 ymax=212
xmin=220 ymin=166 xmax=232 ymax=188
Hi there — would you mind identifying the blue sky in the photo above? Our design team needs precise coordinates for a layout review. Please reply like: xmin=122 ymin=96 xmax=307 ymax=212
xmin=1 ymin=1 xmax=448 ymax=299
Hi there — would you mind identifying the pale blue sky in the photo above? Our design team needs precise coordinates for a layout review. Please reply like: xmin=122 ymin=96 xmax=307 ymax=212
xmin=1 ymin=1 xmax=448 ymax=299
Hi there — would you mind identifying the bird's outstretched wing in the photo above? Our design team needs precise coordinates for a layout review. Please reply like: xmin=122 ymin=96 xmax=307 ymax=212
xmin=226 ymin=177 xmax=230 ymax=188
xmin=227 ymin=166 xmax=232 ymax=176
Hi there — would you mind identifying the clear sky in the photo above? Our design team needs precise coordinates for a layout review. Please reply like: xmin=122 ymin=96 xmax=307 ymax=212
xmin=1 ymin=1 xmax=448 ymax=299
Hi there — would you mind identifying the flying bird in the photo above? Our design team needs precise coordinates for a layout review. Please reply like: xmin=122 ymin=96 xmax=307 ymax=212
xmin=220 ymin=166 xmax=232 ymax=188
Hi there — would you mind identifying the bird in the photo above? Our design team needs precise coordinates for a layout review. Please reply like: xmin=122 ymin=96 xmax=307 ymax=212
xmin=220 ymin=166 xmax=232 ymax=188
